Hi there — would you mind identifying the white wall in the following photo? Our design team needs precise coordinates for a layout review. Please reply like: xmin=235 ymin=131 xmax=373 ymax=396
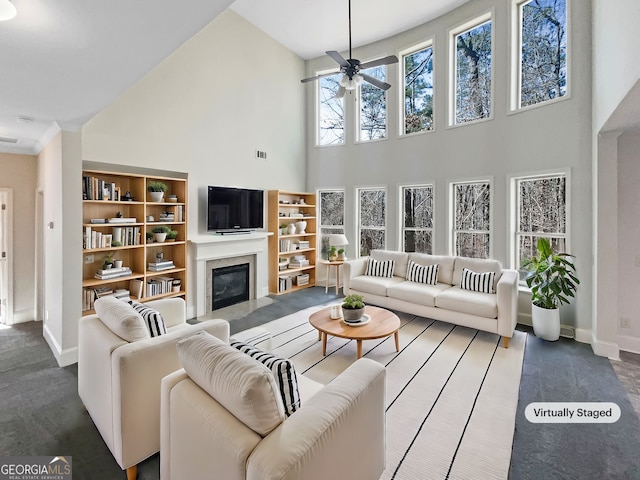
xmin=306 ymin=0 xmax=592 ymax=334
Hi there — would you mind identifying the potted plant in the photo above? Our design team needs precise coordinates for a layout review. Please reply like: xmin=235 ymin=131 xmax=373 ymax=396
xmin=521 ymin=237 xmax=580 ymax=341
xmin=102 ymin=252 xmax=115 ymax=270
xmin=152 ymin=225 xmax=171 ymax=243
xmin=146 ymin=231 xmax=154 ymax=243
xmin=166 ymin=229 xmax=178 ymax=241
xmin=337 ymin=248 xmax=346 ymax=261
xmin=342 ymin=294 xmax=365 ymax=322
xmin=147 ymin=180 xmax=168 ymax=202
xmin=328 ymin=246 xmax=337 ymax=262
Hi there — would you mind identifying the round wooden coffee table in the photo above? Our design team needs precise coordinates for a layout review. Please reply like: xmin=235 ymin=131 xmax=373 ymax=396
xmin=309 ymin=305 xmax=401 ymax=359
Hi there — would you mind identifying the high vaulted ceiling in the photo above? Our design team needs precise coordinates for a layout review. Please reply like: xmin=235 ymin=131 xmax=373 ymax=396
xmin=0 ymin=0 xmax=468 ymax=155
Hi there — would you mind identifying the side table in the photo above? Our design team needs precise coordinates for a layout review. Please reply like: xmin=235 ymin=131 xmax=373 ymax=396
xmin=318 ymin=259 xmax=345 ymax=294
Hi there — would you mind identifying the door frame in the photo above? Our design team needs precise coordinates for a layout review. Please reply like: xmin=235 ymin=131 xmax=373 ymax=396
xmin=0 ymin=188 xmax=14 ymax=325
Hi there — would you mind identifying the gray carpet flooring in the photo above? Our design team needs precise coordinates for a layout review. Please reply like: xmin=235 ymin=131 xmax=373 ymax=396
xmin=1 ymin=286 xmax=639 ymax=479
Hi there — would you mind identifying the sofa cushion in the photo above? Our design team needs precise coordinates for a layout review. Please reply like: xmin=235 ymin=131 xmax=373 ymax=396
xmin=408 ymin=253 xmax=456 ymax=285
xmin=129 ymin=301 xmax=167 ymax=337
xmin=350 ymin=275 xmax=406 ymax=297
xmin=94 ymin=296 xmax=150 ymax=342
xmin=370 ymin=250 xmax=409 ymax=278
xmin=387 ymin=281 xmax=452 ymax=307
xmin=176 ymin=331 xmax=285 ymax=437
xmin=365 ymin=257 xmax=395 ymax=278
xmin=406 ymin=260 xmax=439 ymax=285
xmin=435 ymin=286 xmax=498 ymax=319
xmin=230 ymin=340 xmax=301 ymax=417
xmin=460 ymin=268 xmax=495 ymax=294
xmin=452 ymin=257 xmax=502 ymax=291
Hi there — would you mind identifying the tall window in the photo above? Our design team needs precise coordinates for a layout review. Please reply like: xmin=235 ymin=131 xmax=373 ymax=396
xmin=514 ymin=0 xmax=567 ymax=109
xmin=513 ymin=173 xmax=568 ymax=275
xmin=451 ymin=180 xmax=491 ymax=258
xmin=318 ymin=72 xmax=344 ymax=146
xmin=451 ymin=14 xmax=493 ymax=125
xmin=318 ymin=190 xmax=345 ymax=258
xmin=358 ymin=66 xmax=387 ymax=141
xmin=357 ymin=187 xmax=386 ymax=256
xmin=402 ymin=185 xmax=434 ymax=253
xmin=402 ymin=43 xmax=434 ymax=135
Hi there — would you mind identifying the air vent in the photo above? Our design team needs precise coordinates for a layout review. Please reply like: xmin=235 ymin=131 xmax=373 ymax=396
xmin=0 ymin=136 xmax=18 ymax=144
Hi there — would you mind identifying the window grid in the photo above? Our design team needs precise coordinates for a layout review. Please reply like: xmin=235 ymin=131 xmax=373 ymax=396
xmin=357 ymin=187 xmax=387 ymax=257
xmin=401 ymin=184 xmax=434 ymax=253
xmin=451 ymin=180 xmax=492 ymax=258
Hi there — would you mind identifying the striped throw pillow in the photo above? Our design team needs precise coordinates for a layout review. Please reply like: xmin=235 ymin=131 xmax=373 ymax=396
xmin=460 ymin=268 xmax=495 ymax=294
xmin=365 ymin=257 xmax=395 ymax=278
xmin=406 ymin=260 xmax=439 ymax=285
xmin=129 ymin=301 xmax=167 ymax=337
xmin=230 ymin=340 xmax=301 ymax=416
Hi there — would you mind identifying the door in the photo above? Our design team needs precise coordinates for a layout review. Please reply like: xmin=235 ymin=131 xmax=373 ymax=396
xmin=0 ymin=189 xmax=12 ymax=324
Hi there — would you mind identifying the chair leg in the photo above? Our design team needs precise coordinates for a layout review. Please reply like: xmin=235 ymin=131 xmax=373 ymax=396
xmin=126 ymin=465 xmax=137 ymax=480
xmin=503 ymin=336 xmax=510 ymax=349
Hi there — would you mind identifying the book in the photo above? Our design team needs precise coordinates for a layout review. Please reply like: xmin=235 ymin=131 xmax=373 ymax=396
xmin=107 ymin=217 xmax=136 ymax=223
xmin=129 ymin=279 xmax=143 ymax=299
xmin=96 ymin=266 xmax=131 ymax=275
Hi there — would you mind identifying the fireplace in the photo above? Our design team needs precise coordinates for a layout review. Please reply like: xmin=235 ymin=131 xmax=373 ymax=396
xmin=212 ymin=263 xmax=250 ymax=310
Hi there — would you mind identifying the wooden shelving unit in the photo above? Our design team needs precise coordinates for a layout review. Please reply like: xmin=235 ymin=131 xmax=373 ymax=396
xmin=82 ymin=169 xmax=188 ymax=314
xmin=268 ymin=190 xmax=317 ymax=295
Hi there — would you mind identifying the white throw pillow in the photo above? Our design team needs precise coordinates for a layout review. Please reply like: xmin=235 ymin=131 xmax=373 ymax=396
xmin=94 ymin=296 xmax=150 ymax=342
xmin=365 ymin=257 xmax=395 ymax=278
xmin=177 ymin=331 xmax=285 ymax=437
xmin=406 ymin=260 xmax=439 ymax=285
xmin=460 ymin=268 xmax=495 ymax=294
xmin=129 ymin=301 xmax=167 ymax=337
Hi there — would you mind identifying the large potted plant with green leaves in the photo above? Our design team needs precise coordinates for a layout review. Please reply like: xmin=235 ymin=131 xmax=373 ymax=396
xmin=521 ymin=237 xmax=579 ymax=341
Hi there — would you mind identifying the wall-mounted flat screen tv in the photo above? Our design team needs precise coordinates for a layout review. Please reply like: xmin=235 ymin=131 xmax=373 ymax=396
xmin=207 ymin=186 xmax=264 ymax=233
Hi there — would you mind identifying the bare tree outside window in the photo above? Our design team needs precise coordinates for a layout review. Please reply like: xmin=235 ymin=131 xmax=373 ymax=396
xmin=358 ymin=188 xmax=386 ymax=256
xmin=520 ymin=0 xmax=567 ymax=108
xmin=403 ymin=185 xmax=434 ymax=253
xmin=403 ymin=46 xmax=434 ymax=134
xmin=453 ymin=181 xmax=491 ymax=258
xmin=319 ymin=190 xmax=345 ymax=258
xmin=318 ymin=74 xmax=344 ymax=145
xmin=455 ymin=20 xmax=492 ymax=124
xmin=516 ymin=175 xmax=566 ymax=275
xmin=359 ymin=66 xmax=387 ymax=141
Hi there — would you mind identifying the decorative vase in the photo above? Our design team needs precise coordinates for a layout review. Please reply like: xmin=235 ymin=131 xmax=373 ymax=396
xmin=287 ymin=223 xmax=296 ymax=235
xmin=329 ymin=254 xmax=338 ymax=262
xmin=342 ymin=306 xmax=365 ymax=322
xmin=154 ymin=232 xmax=167 ymax=243
xmin=338 ymin=252 xmax=346 ymax=261
xmin=531 ymin=304 xmax=561 ymax=341
xmin=149 ymin=191 xmax=164 ymax=202
xmin=113 ymin=260 xmax=123 ymax=269
xmin=295 ymin=220 xmax=307 ymax=234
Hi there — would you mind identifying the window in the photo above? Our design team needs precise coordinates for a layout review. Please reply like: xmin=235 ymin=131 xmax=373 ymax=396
xmin=513 ymin=0 xmax=567 ymax=110
xmin=512 ymin=173 xmax=568 ymax=276
xmin=358 ymin=66 xmax=387 ymax=141
xmin=402 ymin=184 xmax=434 ymax=253
xmin=318 ymin=189 xmax=345 ymax=258
xmin=357 ymin=187 xmax=386 ymax=256
xmin=317 ymin=72 xmax=344 ymax=146
xmin=450 ymin=14 xmax=493 ymax=125
xmin=451 ymin=180 xmax=491 ymax=258
xmin=402 ymin=43 xmax=434 ymax=134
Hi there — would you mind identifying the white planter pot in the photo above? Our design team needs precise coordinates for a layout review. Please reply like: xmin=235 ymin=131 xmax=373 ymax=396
xmin=154 ymin=232 xmax=167 ymax=243
xmin=531 ymin=304 xmax=560 ymax=341
xmin=149 ymin=191 xmax=164 ymax=202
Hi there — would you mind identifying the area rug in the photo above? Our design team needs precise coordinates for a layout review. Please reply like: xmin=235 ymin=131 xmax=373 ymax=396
xmin=241 ymin=305 xmax=526 ymax=480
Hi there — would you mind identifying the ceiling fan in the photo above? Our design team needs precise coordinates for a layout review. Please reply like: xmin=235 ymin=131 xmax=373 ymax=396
xmin=301 ymin=0 xmax=398 ymax=98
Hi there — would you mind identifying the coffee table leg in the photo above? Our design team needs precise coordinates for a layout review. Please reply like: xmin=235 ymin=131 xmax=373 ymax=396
xmin=357 ymin=340 xmax=363 ymax=359
xmin=394 ymin=331 xmax=400 ymax=352
xmin=322 ymin=332 xmax=327 ymax=356
xmin=318 ymin=330 xmax=321 ymax=341
xmin=335 ymin=265 xmax=339 ymax=295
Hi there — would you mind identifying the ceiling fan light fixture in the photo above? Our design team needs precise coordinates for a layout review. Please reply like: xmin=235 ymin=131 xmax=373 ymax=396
xmin=340 ymin=73 xmax=363 ymax=90
xmin=0 ymin=0 xmax=17 ymax=21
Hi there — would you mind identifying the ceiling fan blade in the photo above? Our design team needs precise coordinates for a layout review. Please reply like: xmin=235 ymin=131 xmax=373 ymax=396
xmin=335 ymin=86 xmax=346 ymax=99
xmin=359 ymin=55 xmax=399 ymax=70
xmin=326 ymin=50 xmax=349 ymax=68
xmin=360 ymin=73 xmax=392 ymax=91
xmin=301 ymin=71 xmax=340 ymax=83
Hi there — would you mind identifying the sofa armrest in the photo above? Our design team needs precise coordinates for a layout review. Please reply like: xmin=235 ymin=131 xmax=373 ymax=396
xmin=145 ymin=297 xmax=187 ymax=329
xmin=342 ymin=257 xmax=368 ymax=294
xmin=246 ymin=358 xmax=386 ymax=480
xmin=496 ymin=269 xmax=518 ymax=339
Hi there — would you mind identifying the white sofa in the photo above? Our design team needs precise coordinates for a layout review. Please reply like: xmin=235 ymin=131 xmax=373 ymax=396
xmin=160 ymin=332 xmax=386 ymax=480
xmin=344 ymin=250 xmax=518 ymax=348
xmin=78 ymin=297 xmax=230 ymax=480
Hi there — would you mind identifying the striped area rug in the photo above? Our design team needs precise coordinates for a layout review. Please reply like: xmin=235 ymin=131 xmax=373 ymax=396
xmin=245 ymin=305 xmax=526 ymax=480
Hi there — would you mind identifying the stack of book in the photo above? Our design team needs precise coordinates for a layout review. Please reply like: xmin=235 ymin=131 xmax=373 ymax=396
xmin=113 ymin=289 xmax=131 ymax=301
xmin=296 ymin=240 xmax=310 ymax=250
xmin=279 ymin=239 xmax=294 ymax=252
xmin=148 ymin=259 xmax=175 ymax=272
xmin=145 ymin=276 xmax=175 ymax=297
xmin=94 ymin=266 xmax=132 ymax=280
xmin=278 ymin=259 xmax=289 ymax=271
xmin=278 ymin=275 xmax=293 ymax=293
xmin=289 ymin=255 xmax=309 ymax=268
xmin=159 ymin=212 xmax=175 ymax=222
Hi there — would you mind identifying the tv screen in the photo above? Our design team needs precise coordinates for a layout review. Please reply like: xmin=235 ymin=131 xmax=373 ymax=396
xmin=207 ymin=186 xmax=264 ymax=232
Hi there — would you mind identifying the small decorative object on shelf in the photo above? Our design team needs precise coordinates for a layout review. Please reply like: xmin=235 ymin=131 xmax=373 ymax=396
xmin=287 ymin=223 xmax=296 ymax=235
xmin=166 ymin=229 xmax=178 ymax=241
xmin=152 ymin=225 xmax=170 ymax=242
xmin=342 ymin=294 xmax=365 ymax=323
xmin=147 ymin=180 xmax=168 ymax=202
xmin=295 ymin=220 xmax=307 ymax=234
xmin=329 ymin=246 xmax=337 ymax=262
xmin=122 ymin=191 xmax=133 ymax=201
xmin=167 ymin=194 xmax=178 ymax=203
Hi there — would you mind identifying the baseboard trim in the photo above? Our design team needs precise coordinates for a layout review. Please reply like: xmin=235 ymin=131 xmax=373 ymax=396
xmin=11 ymin=309 xmax=35 ymax=324
xmin=617 ymin=334 xmax=640 ymax=355
xmin=43 ymin=324 xmax=78 ymax=367
xmin=590 ymin=331 xmax=620 ymax=360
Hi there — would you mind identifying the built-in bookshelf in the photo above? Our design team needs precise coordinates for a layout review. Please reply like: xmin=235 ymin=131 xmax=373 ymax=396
xmin=268 ymin=190 xmax=316 ymax=294
xmin=82 ymin=169 xmax=188 ymax=314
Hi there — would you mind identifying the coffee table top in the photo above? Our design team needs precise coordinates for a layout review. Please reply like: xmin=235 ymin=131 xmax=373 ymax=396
xmin=309 ymin=305 xmax=401 ymax=341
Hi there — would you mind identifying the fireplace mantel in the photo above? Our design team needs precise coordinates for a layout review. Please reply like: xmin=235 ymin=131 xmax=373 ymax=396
xmin=190 ymin=232 xmax=272 ymax=318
